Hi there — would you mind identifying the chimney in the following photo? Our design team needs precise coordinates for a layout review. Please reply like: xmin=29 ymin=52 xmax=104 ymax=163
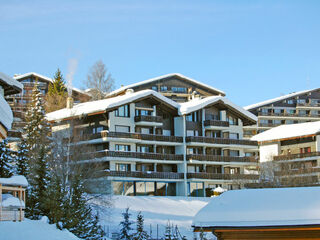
xmin=67 ymin=97 xmax=74 ymax=109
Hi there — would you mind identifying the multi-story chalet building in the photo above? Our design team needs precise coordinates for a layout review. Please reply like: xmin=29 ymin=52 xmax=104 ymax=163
xmin=106 ymin=73 xmax=226 ymax=102
xmin=243 ymin=88 xmax=320 ymax=139
xmin=0 ymin=72 xmax=22 ymax=140
xmin=252 ymin=121 xmax=320 ymax=186
xmin=47 ymin=74 xmax=259 ymax=197
xmin=5 ymin=72 xmax=90 ymax=146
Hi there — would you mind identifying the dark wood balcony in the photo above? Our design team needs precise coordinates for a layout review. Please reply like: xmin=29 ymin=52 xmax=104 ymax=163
xmin=100 ymin=170 xmax=184 ymax=179
xmin=204 ymin=120 xmax=229 ymax=127
xmin=87 ymin=150 xmax=183 ymax=161
xmin=134 ymin=115 xmax=163 ymax=123
xmin=258 ymin=112 xmax=319 ymax=118
xmin=187 ymin=172 xmax=259 ymax=180
xmin=274 ymin=167 xmax=320 ymax=176
xmin=187 ymin=154 xmax=258 ymax=163
xmin=274 ymin=152 xmax=320 ymax=161
xmin=186 ymin=136 xmax=258 ymax=146
xmin=78 ymin=131 xmax=183 ymax=143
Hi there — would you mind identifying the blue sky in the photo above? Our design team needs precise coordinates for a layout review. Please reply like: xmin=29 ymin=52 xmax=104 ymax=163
xmin=1 ymin=0 xmax=320 ymax=106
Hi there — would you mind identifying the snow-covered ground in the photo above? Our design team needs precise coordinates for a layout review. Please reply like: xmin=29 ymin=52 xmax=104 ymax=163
xmin=90 ymin=195 xmax=212 ymax=239
xmin=0 ymin=218 xmax=79 ymax=240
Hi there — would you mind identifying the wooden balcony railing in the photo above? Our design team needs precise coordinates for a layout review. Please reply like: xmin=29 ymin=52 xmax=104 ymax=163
xmin=204 ymin=120 xmax=229 ymax=127
xmin=274 ymin=152 xmax=320 ymax=161
xmin=274 ymin=167 xmax=320 ymax=176
xmin=187 ymin=154 xmax=258 ymax=163
xmin=258 ymin=112 xmax=320 ymax=118
xmin=185 ymin=136 xmax=258 ymax=146
xmin=78 ymin=131 xmax=183 ymax=143
xmin=187 ymin=172 xmax=259 ymax=180
xmin=134 ymin=115 xmax=163 ymax=123
xmin=100 ymin=170 xmax=184 ymax=179
xmin=86 ymin=150 xmax=183 ymax=161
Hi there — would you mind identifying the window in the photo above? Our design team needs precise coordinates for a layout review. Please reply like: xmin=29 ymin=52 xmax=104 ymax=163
xmin=151 ymin=86 xmax=158 ymax=91
xmin=187 ymin=130 xmax=199 ymax=137
xmin=229 ymin=133 xmax=239 ymax=140
xmin=160 ymin=86 xmax=168 ymax=92
xmin=300 ymin=147 xmax=311 ymax=153
xmin=297 ymin=99 xmax=306 ymax=104
xmin=227 ymin=115 xmax=238 ymax=125
xmin=115 ymin=144 xmax=130 ymax=152
xmin=95 ymin=144 xmax=104 ymax=151
xmin=116 ymin=164 xmax=130 ymax=171
xmin=92 ymin=126 xmax=104 ymax=134
xmin=135 ymin=109 xmax=152 ymax=116
xmin=115 ymin=105 xmax=130 ymax=117
xmin=115 ymin=125 xmax=130 ymax=133
xmin=137 ymin=145 xmax=153 ymax=153
xmin=287 ymin=99 xmax=294 ymax=104
xmin=186 ymin=111 xmax=200 ymax=122
xmin=171 ymin=87 xmax=187 ymax=93
xmin=229 ymin=150 xmax=239 ymax=157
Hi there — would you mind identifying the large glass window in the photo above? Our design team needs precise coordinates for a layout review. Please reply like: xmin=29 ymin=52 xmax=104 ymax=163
xmin=160 ymin=86 xmax=168 ymax=92
xmin=227 ymin=115 xmax=238 ymax=125
xmin=188 ymin=182 xmax=204 ymax=197
xmin=115 ymin=144 xmax=130 ymax=152
xmin=115 ymin=105 xmax=130 ymax=117
xmin=172 ymin=87 xmax=187 ymax=93
xmin=137 ymin=145 xmax=153 ymax=153
xmin=116 ymin=163 xmax=131 ymax=171
xmin=135 ymin=109 xmax=152 ymax=116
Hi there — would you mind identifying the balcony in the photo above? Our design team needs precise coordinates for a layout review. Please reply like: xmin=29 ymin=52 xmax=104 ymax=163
xmin=274 ymin=167 xmax=320 ymax=176
xmin=185 ymin=136 xmax=258 ymax=146
xmin=187 ymin=154 xmax=258 ymax=163
xmin=78 ymin=131 xmax=183 ymax=143
xmin=204 ymin=120 xmax=229 ymax=128
xmin=258 ymin=112 xmax=320 ymax=118
xmin=187 ymin=172 xmax=259 ymax=181
xmin=86 ymin=150 xmax=184 ymax=161
xmin=274 ymin=152 xmax=320 ymax=161
xmin=100 ymin=170 xmax=184 ymax=179
xmin=134 ymin=115 xmax=163 ymax=123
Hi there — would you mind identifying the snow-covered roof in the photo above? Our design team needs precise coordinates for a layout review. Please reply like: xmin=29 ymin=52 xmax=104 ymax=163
xmin=0 ymin=95 xmax=13 ymax=130
xmin=0 ymin=72 xmax=23 ymax=95
xmin=2 ymin=194 xmax=25 ymax=208
xmin=0 ymin=175 xmax=28 ymax=187
xmin=46 ymin=90 xmax=256 ymax=125
xmin=179 ymin=96 xmax=257 ymax=123
xmin=193 ymin=187 xmax=320 ymax=228
xmin=244 ymin=89 xmax=317 ymax=110
xmin=106 ymin=73 xmax=226 ymax=97
xmin=46 ymin=89 xmax=179 ymax=122
xmin=14 ymin=72 xmax=88 ymax=95
xmin=251 ymin=121 xmax=320 ymax=142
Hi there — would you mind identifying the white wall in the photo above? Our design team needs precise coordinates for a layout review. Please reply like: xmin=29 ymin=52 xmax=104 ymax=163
xmin=259 ymin=143 xmax=280 ymax=162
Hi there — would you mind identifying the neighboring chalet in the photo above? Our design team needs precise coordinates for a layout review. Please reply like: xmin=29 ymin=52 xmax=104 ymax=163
xmin=0 ymin=175 xmax=28 ymax=221
xmin=252 ymin=121 xmax=320 ymax=186
xmin=243 ymin=88 xmax=320 ymax=139
xmin=0 ymin=72 xmax=23 ymax=140
xmin=5 ymin=72 xmax=91 ymax=147
xmin=106 ymin=73 xmax=226 ymax=102
xmin=193 ymin=187 xmax=320 ymax=239
xmin=47 ymin=75 xmax=259 ymax=197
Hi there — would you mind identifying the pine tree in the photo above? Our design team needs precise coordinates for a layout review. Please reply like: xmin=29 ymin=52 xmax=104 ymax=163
xmin=133 ymin=212 xmax=149 ymax=240
xmin=0 ymin=139 xmax=15 ymax=178
xmin=62 ymin=175 xmax=104 ymax=240
xmin=45 ymin=68 xmax=67 ymax=113
xmin=119 ymin=208 xmax=133 ymax=240
xmin=16 ymin=139 xmax=29 ymax=176
xmin=24 ymin=82 xmax=51 ymax=219
xmin=164 ymin=221 xmax=172 ymax=240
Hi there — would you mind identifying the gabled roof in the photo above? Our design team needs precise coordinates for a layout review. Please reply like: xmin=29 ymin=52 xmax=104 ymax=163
xmin=251 ymin=121 xmax=320 ymax=142
xmin=179 ymin=96 xmax=257 ymax=125
xmin=244 ymin=88 xmax=318 ymax=110
xmin=14 ymin=72 xmax=88 ymax=96
xmin=106 ymin=73 xmax=226 ymax=97
xmin=46 ymin=89 xmax=179 ymax=122
xmin=0 ymin=72 xmax=23 ymax=95
xmin=193 ymin=187 xmax=320 ymax=228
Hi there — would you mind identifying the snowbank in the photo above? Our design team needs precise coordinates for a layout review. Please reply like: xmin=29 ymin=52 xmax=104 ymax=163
xmin=90 ymin=195 xmax=210 ymax=239
xmin=0 ymin=175 xmax=28 ymax=187
xmin=0 ymin=218 xmax=80 ymax=240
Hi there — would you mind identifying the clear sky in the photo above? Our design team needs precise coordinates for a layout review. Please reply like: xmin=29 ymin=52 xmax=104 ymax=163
xmin=1 ymin=0 xmax=320 ymax=106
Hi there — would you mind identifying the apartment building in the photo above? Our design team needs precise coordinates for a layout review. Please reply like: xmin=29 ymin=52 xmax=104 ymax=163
xmin=5 ymin=72 xmax=90 ymax=146
xmin=47 ymin=74 xmax=259 ymax=197
xmin=252 ymin=121 xmax=320 ymax=186
xmin=243 ymin=88 xmax=320 ymax=139
xmin=0 ymin=72 xmax=22 ymax=140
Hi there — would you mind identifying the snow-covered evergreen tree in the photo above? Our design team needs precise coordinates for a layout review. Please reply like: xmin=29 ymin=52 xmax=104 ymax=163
xmin=24 ymin=82 xmax=51 ymax=219
xmin=16 ymin=139 xmax=29 ymax=176
xmin=62 ymin=175 xmax=104 ymax=240
xmin=0 ymin=139 xmax=15 ymax=178
xmin=133 ymin=212 xmax=149 ymax=240
xmin=163 ymin=222 xmax=172 ymax=240
xmin=119 ymin=208 xmax=133 ymax=240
